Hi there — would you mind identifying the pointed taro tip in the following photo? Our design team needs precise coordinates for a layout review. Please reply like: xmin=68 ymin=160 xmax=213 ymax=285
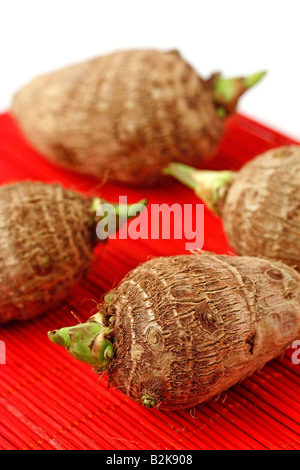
xmin=243 ymin=70 xmax=267 ymax=90
xmin=164 ymin=163 xmax=236 ymax=215
xmin=47 ymin=321 xmax=113 ymax=368
xmin=162 ymin=162 xmax=198 ymax=190
xmin=213 ymin=70 xmax=266 ymax=114
xmin=48 ymin=328 xmax=71 ymax=348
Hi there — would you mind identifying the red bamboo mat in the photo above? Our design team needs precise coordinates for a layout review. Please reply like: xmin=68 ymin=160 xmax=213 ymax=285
xmin=0 ymin=111 xmax=300 ymax=451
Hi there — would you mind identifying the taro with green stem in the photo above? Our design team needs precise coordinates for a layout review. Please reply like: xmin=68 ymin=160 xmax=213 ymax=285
xmin=164 ymin=145 xmax=300 ymax=271
xmin=0 ymin=181 xmax=146 ymax=323
xmin=12 ymin=48 xmax=265 ymax=185
xmin=49 ymin=252 xmax=300 ymax=410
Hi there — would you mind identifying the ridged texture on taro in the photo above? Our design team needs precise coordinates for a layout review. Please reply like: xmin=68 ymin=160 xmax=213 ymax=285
xmin=0 ymin=182 xmax=95 ymax=323
xmin=103 ymin=253 xmax=300 ymax=409
xmin=222 ymin=146 xmax=300 ymax=271
xmin=12 ymin=49 xmax=224 ymax=185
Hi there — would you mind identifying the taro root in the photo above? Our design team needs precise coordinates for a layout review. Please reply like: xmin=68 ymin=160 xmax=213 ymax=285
xmin=164 ymin=145 xmax=300 ymax=271
xmin=11 ymin=49 xmax=264 ymax=185
xmin=0 ymin=181 xmax=145 ymax=324
xmin=48 ymin=252 xmax=300 ymax=410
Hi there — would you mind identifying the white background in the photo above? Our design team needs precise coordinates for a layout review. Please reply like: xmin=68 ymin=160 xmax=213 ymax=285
xmin=1 ymin=0 xmax=299 ymax=139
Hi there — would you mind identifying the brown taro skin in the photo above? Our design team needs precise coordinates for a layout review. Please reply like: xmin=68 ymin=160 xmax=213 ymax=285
xmin=102 ymin=253 xmax=300 ymax=410
xmin=222 ymin=146 xmax=300 ymax=271
xmin=0 ymin=182 xmax=96 ymax=324
xmin=11 ymin=50 xmax=224 ymax=185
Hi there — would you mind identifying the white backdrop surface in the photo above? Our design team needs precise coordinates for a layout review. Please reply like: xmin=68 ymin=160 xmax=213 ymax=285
xmin=1 ymin=0 xmax=299 ymax=139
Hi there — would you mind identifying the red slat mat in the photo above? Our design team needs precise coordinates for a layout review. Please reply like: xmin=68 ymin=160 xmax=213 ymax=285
xmin=0 ymin=111 xmax=299 ymax=451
